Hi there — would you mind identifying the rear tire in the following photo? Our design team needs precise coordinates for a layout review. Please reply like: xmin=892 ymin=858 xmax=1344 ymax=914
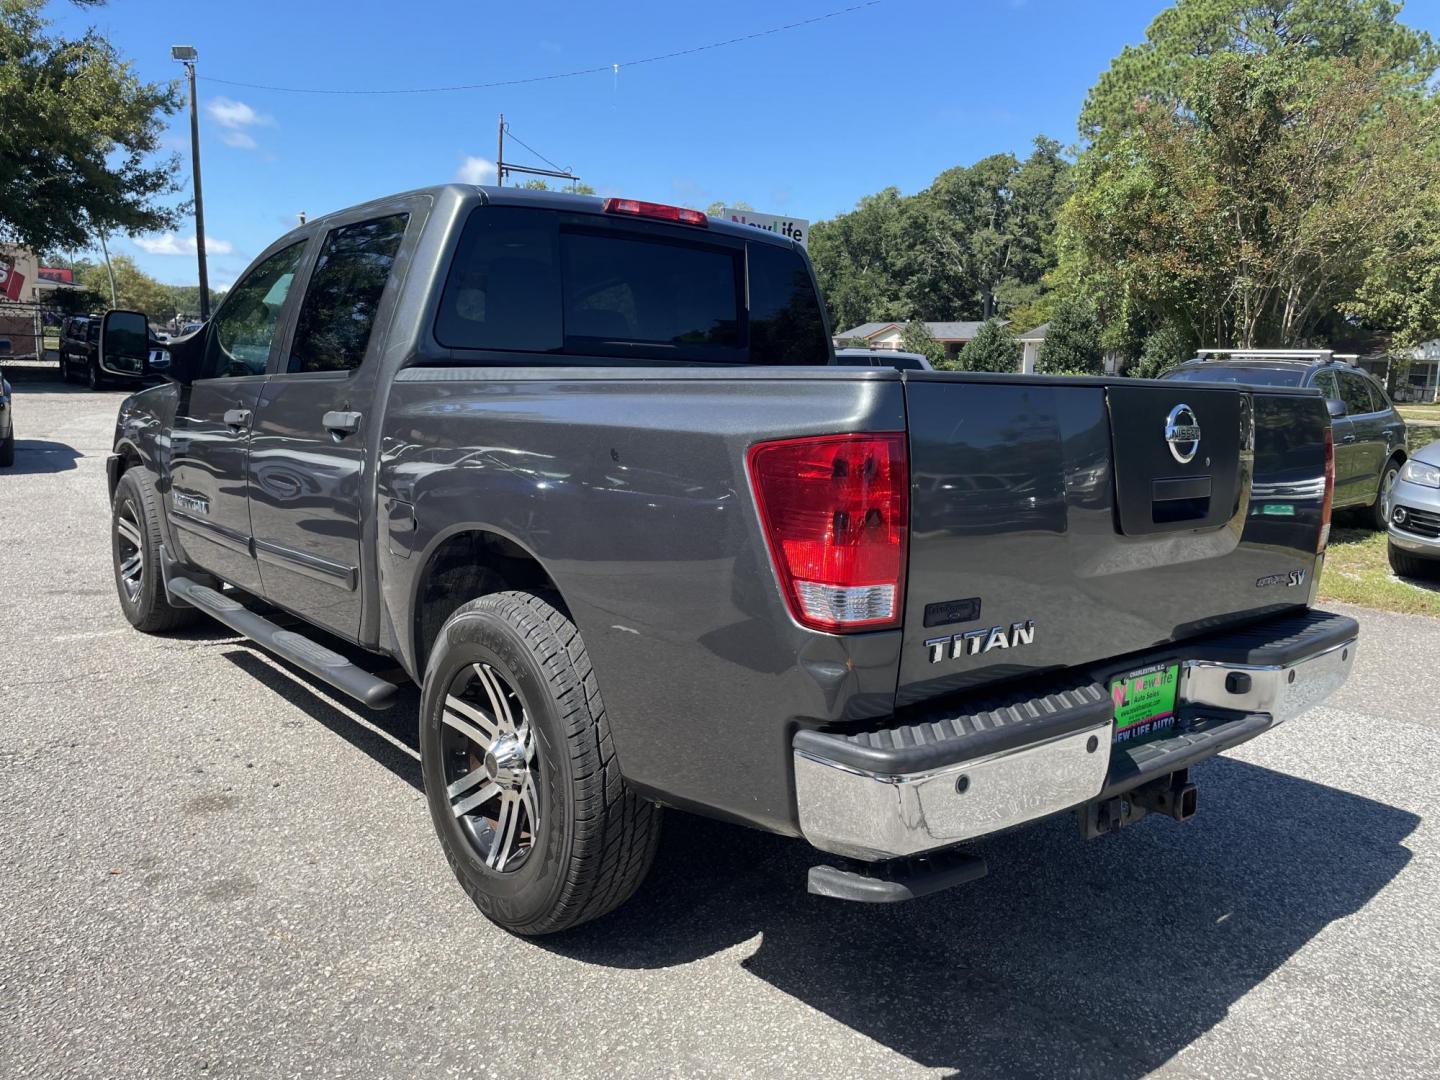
xmin=420 ymin=590 xmax=661 ymax=935
xmin=87 ymin=358 xmax=104 ymax=391
xmin=1373 ymin=459 xmax=1402 ymax=531
xmin=58 ymin=355 xmax=72 ymax=383
xmin=1389 ymin=540 xmax=1440 ymax=580
xmin=111 ymin=468 xmax=200 ymax=632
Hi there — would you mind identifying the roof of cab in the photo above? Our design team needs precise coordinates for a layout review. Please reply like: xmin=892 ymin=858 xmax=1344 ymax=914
xmin=273 ymin=183 xmax=802 ymax=251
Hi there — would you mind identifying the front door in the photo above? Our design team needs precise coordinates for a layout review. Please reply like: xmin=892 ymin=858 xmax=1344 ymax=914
xmin=247 ymin=211 xmax=411 ymax=640
xmin=167 ymin=239 xmax=308 ymax=591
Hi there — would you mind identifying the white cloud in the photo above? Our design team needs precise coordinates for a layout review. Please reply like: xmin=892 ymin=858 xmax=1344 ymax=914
xmin=206 ymin=96 xmax=273 ymax=150
xmin=133 ymin=233 xmax=235 ymax=257
xmin=456 ymin=155 xmax=497 ymax=185
xmin=206 ymin=97 xmax=274 ymax=129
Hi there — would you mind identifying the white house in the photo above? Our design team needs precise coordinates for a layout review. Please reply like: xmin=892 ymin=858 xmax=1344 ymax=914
xmin=834 ymin=321 xmax=989 ymax=363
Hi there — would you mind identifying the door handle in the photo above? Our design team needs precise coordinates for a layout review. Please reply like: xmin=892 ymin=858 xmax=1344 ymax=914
xmin=323 ymin=410 xmax=362 ymax=436
xmin=223 ymin=408 xmax=252 ymax=429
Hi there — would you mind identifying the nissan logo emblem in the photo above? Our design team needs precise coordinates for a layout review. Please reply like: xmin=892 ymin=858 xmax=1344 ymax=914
xmin=1165 ymin=403 xmax=1201 ymax=464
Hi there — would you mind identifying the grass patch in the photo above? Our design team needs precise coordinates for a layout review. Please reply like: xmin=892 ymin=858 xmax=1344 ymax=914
xmin=1399 ymin=404 xmax=1440 ymax=431
xmin=1318 ymin=514 xmax=1440 ymax=616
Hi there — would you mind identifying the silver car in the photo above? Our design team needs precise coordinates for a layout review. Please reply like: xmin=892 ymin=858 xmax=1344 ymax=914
xmin=1387 ymin=437 xmax=1440 ymax=577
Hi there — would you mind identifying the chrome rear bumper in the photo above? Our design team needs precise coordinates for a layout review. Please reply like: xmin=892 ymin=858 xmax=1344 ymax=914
xmin=794 ymin=615 xmax=1357 ymax=862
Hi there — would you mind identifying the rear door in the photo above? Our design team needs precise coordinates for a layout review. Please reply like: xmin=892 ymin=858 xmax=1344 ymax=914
xmin=247 ymin=208 xmax=412 ymax=640
xmin=167 ymin=239 xmax=308 ymax=592
xmin=1337 ymin=369 xmax=1385 ymax=505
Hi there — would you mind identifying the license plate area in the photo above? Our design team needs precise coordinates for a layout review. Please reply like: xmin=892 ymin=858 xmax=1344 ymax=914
xmin=1109 ymin=663 xmax=1180 ymax=744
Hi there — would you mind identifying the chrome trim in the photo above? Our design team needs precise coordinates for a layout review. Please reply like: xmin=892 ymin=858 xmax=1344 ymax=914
xmin=1388 ymin=527 xmax=1440 ymax=554
xmin=254 ymin=538 xmax=358 ymax=590
xmin=1180 ymin=637 xmax=1356 ymax=726
xmin=170 ymin=509 xmax=252 ymax=556
xmin=794 ymin=722 xmax=1111 ymax=862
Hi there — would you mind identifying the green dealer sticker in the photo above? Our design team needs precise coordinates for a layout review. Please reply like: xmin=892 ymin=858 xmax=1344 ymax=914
xmin=1110 ymin=663 xmax=1179 ymax=742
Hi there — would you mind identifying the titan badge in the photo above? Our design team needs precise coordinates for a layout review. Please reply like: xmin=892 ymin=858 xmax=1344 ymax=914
xmin=924 ymin=620 xmax=1036 ymax=664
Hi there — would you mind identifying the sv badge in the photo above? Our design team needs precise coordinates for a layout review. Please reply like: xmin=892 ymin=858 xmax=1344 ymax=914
xmin=924 ymin=620 xmax=1036 ymax=664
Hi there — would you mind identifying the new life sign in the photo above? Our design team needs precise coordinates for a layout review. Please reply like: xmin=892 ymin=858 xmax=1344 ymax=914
xmin=717 ymin=208 xmax=809 ymax=248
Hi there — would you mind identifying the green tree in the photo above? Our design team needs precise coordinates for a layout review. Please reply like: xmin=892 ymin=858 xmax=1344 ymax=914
xmin=1064 ymin=0 xmax=1440 ymax=353
xmin=1131 ymin=323 xmax=1195 ymax=378
xmin=77 ymin=254 xmax=170 ymax=318
xmin=808 ymin=187 xmax=913 ymax=331
xmin=899 ymin=320 xmax=948 ymax=368
xmin=704 ymin=200 xmax=754 ymax=216
xmin=1080 ymin=0 xmax=1436 ymax=143
xmin=958 ymin=319 xmax=1020 ymax=373
xmin=1040 ymin=296 xmax=1104 ymax=374
xmin=0 ymin=0 xmax=183 ymax=253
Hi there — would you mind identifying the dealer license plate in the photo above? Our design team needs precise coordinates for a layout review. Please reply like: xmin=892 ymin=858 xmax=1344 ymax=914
xmin=1109 ymin=663 xmax=1179 ymax=744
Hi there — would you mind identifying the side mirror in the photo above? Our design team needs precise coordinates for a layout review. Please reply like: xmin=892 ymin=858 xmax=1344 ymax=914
xmin=99 ymin=309 xmax=161 ymax=378
xmin=1326 ymin=398 xmax=1348 ymax=419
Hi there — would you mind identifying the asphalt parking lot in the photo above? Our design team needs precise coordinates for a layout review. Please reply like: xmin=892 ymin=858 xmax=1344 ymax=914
xmin=3 ymin=371 xmax=1440 ymax=1079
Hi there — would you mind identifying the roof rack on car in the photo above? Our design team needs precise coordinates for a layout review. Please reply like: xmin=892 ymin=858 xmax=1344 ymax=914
xmin=1191 ymin=349 xmax=1360 ymax=367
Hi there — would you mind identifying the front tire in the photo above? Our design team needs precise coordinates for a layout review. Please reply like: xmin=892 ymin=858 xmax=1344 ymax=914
xmin=111 ymin=469 xmax=199 ymax=632
xmin=1389 ymin=540 xmax=1440 ymax=580
xmin=87 ymin=358 xmax=104 ymax=390
xmin=58 ymin=354 xmax=72 ymax=383
xmin=420 ymin=591 xmax=661 ymax=935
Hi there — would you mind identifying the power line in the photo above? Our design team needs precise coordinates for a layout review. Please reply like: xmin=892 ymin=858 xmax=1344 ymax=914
xmin=503 ymin=124 xmax=565 ymax=174
xmin=198 ymin=1 xmax=883 ymax=96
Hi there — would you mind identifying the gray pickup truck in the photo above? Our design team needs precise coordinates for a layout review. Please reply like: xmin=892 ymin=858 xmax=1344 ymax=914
xmin=102 ymin=185 xmax=1358 ymax=934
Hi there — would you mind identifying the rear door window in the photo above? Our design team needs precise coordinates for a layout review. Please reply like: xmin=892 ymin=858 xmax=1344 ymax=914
xmin=1338 ymin=371 xmax=1374 ymax=416
xmin=434 ymin=206 xmax=827 ymax=364
xmin=288 ymin=214 xmax=408 ymax=373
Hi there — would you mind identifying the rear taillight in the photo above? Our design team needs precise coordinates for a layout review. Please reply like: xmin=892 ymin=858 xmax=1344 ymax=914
xmin=601 ymin=197 xmax=708 ymax=227
xmin=747 ymin=433 xmax=909 ymax=632
xmin=1319 ymin=425 xmax=1334 ymax=552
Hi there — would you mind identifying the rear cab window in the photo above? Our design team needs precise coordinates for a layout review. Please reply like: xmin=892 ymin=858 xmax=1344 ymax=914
xmin=434 ymin=206 xmax=828 ymax=364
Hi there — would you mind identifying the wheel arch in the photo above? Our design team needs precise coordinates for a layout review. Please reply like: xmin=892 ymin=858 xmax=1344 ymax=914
xmin=408 ymin=524 xmax=563 ymax=679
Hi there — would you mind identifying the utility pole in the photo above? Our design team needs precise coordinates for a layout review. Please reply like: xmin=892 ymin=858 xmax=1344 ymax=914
xmin=97 ymin=232 xmax=117 ymax=307
xmin=172 ymin=45 xmax=210 ymax=319
xmin=496 ymin=113 xmax=505 ymax=187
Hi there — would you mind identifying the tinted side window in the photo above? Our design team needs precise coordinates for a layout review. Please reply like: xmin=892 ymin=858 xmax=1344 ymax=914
xmin=434 ymin=207 xmax=562 ymax=353
xmin=1364 ymin=376 xmax=1388 ymax=413
xmin=748 ymin=242 xmax=828 ymax=363
xmin=1311 ymin=370 xmax=1339 ymax=399
xmin=288 ymin=214 xmax=408 ymax=373
xmin=201 ymin=241 xmax=306 ymax=379
xmin=1338 ymin=371 xmax=1373 ymax=415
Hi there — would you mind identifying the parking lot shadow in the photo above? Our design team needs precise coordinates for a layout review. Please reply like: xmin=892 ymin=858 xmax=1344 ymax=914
xmin=3 ymin=438 xmax=81 ymax=474
xmin=222 ymin=648 xmax=422 ymax=791
xmin=542 ymin=758 xmax=1417 ymax=1079
xmin=202 ymin=636 xmax=1417 ymax=1077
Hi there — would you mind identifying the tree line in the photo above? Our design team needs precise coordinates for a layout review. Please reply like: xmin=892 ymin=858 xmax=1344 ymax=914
xmin=810 ymin=0 xmax=1440 ymax=376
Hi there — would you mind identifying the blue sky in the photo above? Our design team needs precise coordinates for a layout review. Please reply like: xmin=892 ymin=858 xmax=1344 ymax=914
xmin=53 ymin=0 xmax=1440 ymax=288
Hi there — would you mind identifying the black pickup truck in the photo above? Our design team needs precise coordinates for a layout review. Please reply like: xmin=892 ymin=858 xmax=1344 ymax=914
xmin=102 ymin=185 xmax=1357 ymax=934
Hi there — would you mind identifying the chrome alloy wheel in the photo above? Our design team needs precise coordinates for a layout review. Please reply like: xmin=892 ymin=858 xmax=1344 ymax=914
xmin=441 ymin=662 xmax=539 ymax=873
xmin=115 ymin=502 xmax=145 ymax=604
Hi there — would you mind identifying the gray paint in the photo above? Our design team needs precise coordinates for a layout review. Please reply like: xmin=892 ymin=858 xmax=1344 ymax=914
xmin=110 ymin=184 xmax=1336 ymax=838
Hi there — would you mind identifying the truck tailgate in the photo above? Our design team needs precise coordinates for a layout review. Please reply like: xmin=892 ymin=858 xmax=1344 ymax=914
xmin=897 ymin=373 xmax=1329 ymax=706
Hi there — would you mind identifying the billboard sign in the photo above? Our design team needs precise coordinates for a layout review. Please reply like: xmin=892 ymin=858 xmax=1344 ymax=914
xmin=716 ymin=208 xmax=809 ymax=248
